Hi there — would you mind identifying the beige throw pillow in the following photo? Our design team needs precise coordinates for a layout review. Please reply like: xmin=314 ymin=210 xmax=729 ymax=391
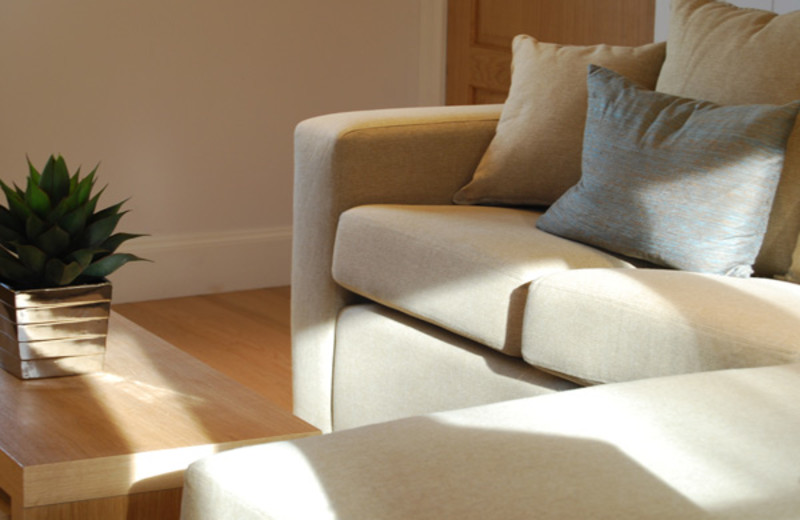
xmin=656 ymin=0 xmax=800 ymax=278
xmin=452 ymin=34 xmax=666 ymax=207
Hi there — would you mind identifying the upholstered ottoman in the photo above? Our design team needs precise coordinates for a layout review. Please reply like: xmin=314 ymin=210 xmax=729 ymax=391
xmin=180 ymin=363 xmax=800 ymax=519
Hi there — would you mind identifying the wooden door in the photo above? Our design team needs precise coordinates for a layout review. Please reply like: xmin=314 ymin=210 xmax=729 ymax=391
xmin=446 ymin=0 xmax=656 ymax=105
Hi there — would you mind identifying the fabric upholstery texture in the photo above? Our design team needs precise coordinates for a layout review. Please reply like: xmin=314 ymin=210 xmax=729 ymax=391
xmin=536 ymin=65 xmax=799 ymax=277
xmin=181 ymin=363 xmax=800 ymax=520
xmin=453 ymin=34 xmax=665 ymax=206
xmin=333 ymin=204 xmax=635 ymax=357
xmin=332 ymin=304 xmax=576 ymax=430
xmin=292 ymin=105 xmax=501 ymax=431
xmin=290 ymin=0 xmax=800 ymax=437
xmin=523 ymin=269 xmax=800 ymax=385
xmin=656 ymin=0 xmax=800 ymax=278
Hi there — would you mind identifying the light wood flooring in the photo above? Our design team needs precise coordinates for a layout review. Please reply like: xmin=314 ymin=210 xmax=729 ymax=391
xmin=113 ymin=286 xmax=293 ymax=413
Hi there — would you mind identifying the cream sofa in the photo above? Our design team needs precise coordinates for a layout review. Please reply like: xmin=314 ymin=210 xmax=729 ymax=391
xmin=181 ymin=1 xmax=800 ymax=518
xmin=290 ymin=0 xmax=800 ymax=433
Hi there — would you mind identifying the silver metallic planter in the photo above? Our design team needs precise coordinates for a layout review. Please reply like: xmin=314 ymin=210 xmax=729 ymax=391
xmin=0 ymin=281 xmax=111 ymax=379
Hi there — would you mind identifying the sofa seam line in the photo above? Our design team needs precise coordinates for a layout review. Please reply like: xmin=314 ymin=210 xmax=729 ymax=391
xmin=337 ymin=117 xmax=500 ymax=140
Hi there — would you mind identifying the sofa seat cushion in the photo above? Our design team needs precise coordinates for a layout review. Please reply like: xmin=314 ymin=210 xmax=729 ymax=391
xmin=522 ymin=268 xmax=800 ymax=384
xmin=181 ymin=363 xmax=800 ymax=520
xmin=333 ymin=204 xmax=636 ymax=357
xmin=332 ymin=303 xmax=577 ymax=430
xmin=452 ymin=34 xmax=665 ymax=206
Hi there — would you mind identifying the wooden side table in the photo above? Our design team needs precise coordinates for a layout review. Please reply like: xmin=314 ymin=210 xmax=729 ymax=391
xmin=0 ymin=313 xmax=319 ymax=520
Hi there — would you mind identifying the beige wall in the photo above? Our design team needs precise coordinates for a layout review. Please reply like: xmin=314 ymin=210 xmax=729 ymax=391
xmin=0 ymin=0 xmax=447 ymax=302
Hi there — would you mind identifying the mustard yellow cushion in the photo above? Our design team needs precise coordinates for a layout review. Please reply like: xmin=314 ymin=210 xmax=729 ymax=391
xmin=452 ymin=35 xmax=665 ymax=207
xmin=656 ymin=0 xmax=800 ymax=278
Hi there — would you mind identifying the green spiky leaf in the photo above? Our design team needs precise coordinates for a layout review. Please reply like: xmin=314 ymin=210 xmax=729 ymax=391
xmin=0 ymin=208 xmax=22 ymax=242
xmin=16 ymin=244 xmax=47 ymax=273
xmin=44 ymin=258 xmax=84 ymax=286
xmin=40 ymin=155 xmax=71 ymax=204
xmin=27 ymin=156 xmax=41 ymax=185
xmin=99 ymin=233 xmax=146 ymax=254
xmin=25 ymin=178 xmax=51 ymax=217
xmin=38 ymin=156 xmax=56 ymax=193
xmin=0 ymin=155 xmax=147 ymax=287
xmin=0 ymin=247 xmax=33 ymax=282
xmin=0 ymin=180 xmax=30 ymax=222
xmin=82 ymin=211 xmax=126 ymax=249
xmin=0 ymin=225 xmax=22 ymax=243
xmin=77 ymin=167 xmax=97 ymax=206
xmin=83 ymin=253 xmax=144 ymax=278
xmin=59 ymin=204 xmax=91 ymax=236
xmin=67 ymin=249 xmax=94 ymax=269
xmin=49 ymin=171 xmax=95 ymax=222
xmin=25 ymin=213 xmax=47 ymax=240
xmin=0 ymin=207 xmax=18 ymax=228
xmin=89 ymin=198 xmax=126 ymax=224
xmin=35 ymin=225 xmax=70 ymax=257
xmin=85 ymin=188 xmax=103 ymax=218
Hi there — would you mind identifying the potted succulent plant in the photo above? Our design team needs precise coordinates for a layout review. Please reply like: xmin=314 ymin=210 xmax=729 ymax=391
xmin=0 ymin=155 xmax=146 ymax=379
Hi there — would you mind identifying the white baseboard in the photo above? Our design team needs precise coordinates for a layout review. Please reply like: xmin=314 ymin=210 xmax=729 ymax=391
xmin=109 ymin=227 xmax=292 ymax=303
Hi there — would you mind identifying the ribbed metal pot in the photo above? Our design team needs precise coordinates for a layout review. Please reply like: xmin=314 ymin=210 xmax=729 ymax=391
xmin=0 ymin=281 xmax=111 ymax=379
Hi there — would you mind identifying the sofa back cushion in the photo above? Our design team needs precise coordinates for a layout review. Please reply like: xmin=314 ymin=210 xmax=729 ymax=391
xmin=452 ymin=35 xmax=665 ymax=207
xmin=656 ymin=0 xmax=800 ymax=277
xmin=536 ymin=65 xmax=799 ymax=277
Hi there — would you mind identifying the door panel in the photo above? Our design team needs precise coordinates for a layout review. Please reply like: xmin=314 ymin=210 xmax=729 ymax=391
xmin=446 ymin=0 xmax=656 ymax=105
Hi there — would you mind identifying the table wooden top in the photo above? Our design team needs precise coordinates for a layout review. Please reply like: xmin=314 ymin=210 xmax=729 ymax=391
xmin=0 ymin=312 xmax=318 ymax=509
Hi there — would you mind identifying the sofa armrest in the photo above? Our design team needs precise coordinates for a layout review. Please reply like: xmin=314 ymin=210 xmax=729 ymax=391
xmin=292 ymin=104 xmax=502 ymax=431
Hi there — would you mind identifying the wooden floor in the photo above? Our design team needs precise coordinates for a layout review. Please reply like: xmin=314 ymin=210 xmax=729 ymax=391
xmin=113 ymin=286 xmax=293 ymax=413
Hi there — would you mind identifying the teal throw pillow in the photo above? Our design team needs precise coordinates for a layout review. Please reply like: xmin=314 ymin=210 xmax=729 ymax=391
xmin=536 ymin=65 xmax=800 ymax=277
